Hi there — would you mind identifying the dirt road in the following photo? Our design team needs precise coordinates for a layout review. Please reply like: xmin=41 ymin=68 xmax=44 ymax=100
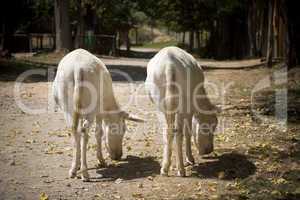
xmin=0 ymin=60 xmax=299 ymax=200
xmin=14 ymin=50 xmax=264 ymax=70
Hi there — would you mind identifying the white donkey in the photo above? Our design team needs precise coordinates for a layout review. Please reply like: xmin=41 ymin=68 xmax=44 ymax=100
xmin=145 ymin=47 xmax=218 ymax=176
xmin=53 ymin=49 xmax=143 ymax=181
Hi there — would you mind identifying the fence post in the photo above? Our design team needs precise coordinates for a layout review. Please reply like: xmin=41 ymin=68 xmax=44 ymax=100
xmin=40 ymin=35 xmax=43 ymax=50
xmin=112 ymin=35 xmax=116 ymax=56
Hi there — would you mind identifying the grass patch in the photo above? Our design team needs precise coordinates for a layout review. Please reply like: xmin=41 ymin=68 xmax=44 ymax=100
xmin=1 ymin=59 xmax=40 ymax=70
xmin=0 ymin=58 xmax=53 ymax=81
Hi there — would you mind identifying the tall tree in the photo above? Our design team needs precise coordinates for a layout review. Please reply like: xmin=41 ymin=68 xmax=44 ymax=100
xmin=54 ymin=0 xmax=72 ymax=52
xmin=285 ymin=0 xmax=299 ymax=67
xmin=266 ymin=0 xmax=274 ymax=67
xmin=247 ymin=0 xmax=257 ymax=57
xmin=71 ymin=0 xmax=85 ymax=48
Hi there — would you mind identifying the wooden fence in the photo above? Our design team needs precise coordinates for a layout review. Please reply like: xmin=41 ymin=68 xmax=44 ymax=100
xmin=0 ymin=33 xmax=116 ymax=55
xmin=76 ymin=34 xmax=116 ymax=55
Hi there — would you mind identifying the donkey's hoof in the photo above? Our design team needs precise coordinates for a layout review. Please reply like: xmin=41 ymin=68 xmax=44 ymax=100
xmin=177 ymin=169 xmax=186 ymax=177
xmin=160 ymin=167 xmax=169 ymax=176
xmin=96 ymin=160 xmax=106 ymax=168
xmin=82 ymin=177 xmax=90 ymax=182
xmin=81 ymin=172 xmax=90 ymax=182
xmin=69 ymin=170 xmax=77 ymax=179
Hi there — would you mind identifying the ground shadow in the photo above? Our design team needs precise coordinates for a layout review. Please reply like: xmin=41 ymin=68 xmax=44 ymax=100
xmin=93 ymin=155 xmax=160 ymax=181
xmin=107 ymin=65 xmax=146 ymax=81
xmin=247 ymin=136 xmax=300 ymax=162
xmin=252 ymin=88 xmax=300 ymax=123
xmin=0 ymin=59 xmax=50 ymax=82
xmin=277 ymin=137 xmax=300 ymax=162
xmin=0 ymin=59 xmax=147 ymax=82
xmin=229 ymin=169 xmax=300 ymax=200
xmin=191 ymin=153 xmax=256 ymax=180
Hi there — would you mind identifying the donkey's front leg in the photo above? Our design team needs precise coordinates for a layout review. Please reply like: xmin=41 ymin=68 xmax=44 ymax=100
xmin=184 ymin=115 xmax=194 ymax=165
xmin=69 ymin=130 xmax=81 ymax=178
xmin=95 ymin=116 xmax=106 ymax=167
xmin=175 ymin=115 xmax=185 ymax=177
xmin=161 ymin=113 xmax=175 ymax=176
xmin=80 ymin=120 xmax=90 ymax=181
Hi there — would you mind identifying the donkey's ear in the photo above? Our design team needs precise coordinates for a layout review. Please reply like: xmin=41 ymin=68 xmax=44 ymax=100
xmin=126 ymin=114 xmax=145 ymax=123
xmin=120 ymin=111 xmax=144 ymax=123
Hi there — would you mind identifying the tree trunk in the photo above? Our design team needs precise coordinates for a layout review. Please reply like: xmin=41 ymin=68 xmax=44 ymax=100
xmin=266 ymin=0 xmax=274 ymax=67
xmin=247 ymin=0 xmax=257 ymax=57
xmin=285 ymin=2 xmax=297 ymax=67
xmin=125 ymin=29 xmax=131 ymax=52
xmin=2 ymin=32 xmax=14 ymax=55
xmin=279 ymin=0 xmax=290 ymax=67
xmin=135 ymin=28 xmax=138 ymax=45
xmin=182 ymin=32 xmax=186 ymax=44
xmin=74 ymin=0 xmax=84 ymax=49
xmin=200 ymin=30 xmax=203 ymax=46
xmin=196 ymin=31 xmax=201 ymax=54
xmin=2 ymin=18 xmax=14 ymax=55
xmin=75 ymin=18 xmax=84 ymax=49
xmin=206 ymin=21 xmax=218 ymax=58
xmin=54 ymin=0 xmax=72 ymax=52
xmin=116 ymin=31 xmax=121 ymax=49
xmin=257 ymin=6 xmax=264 ymax=57
xmin=273 ymin=0 xmax=279 ymax=58
xmin=189 ymin=31 xmax=194 ymax=52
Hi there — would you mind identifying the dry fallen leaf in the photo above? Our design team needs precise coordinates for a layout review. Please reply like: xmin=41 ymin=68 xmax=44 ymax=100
xmin=138 ymin=152 xmax=144 ymax=157
xmin=145 ymin=141 xmax=150 ymax=147
xmin=271 ymin=177 xmax=287 ymax=185
xmin=132 ymin=192 xmax=143 ymax=198
xmin=25 ymin=139 xmax=36 ymax=144
xmin=271 ymin=190 xmax=281 ymax=196
xmin=207 ymin=182 xmax=217 ymax=192
xmin=126 ymin=146 xmax=132 ymax=151
xmin=48 ymin=129 xmax=70 ymax=137
xmin=40 ymin=192 xmax=49 ymax=200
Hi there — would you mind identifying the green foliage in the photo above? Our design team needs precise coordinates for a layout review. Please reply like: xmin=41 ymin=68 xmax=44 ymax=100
xmin=28 ymin=0 xmax=54 ymax=32
xmin=69 ymin=0 xmax=148 ymax=33
xmin=2 ymin=0 xmax=248 ymax=35
xmin=30 ymin=0 xmax=53 ymax=19
xmin=98 ymin=0 xmax=139 ymax=29
xmin=155 ymin=0 xmax=248 ymax=32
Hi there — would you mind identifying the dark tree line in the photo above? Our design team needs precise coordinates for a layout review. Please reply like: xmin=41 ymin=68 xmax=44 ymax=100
xmin=1 ymin=0 xmax=299 ymax=67
xmin=149 ymin=0 xmax=299 ymax=67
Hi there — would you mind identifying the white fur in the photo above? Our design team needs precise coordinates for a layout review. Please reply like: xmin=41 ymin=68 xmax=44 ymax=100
xmin=53 ymin=49 xmax=132 ymax=181
xmin=145 ymin=47 xmax=218 ymax=177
